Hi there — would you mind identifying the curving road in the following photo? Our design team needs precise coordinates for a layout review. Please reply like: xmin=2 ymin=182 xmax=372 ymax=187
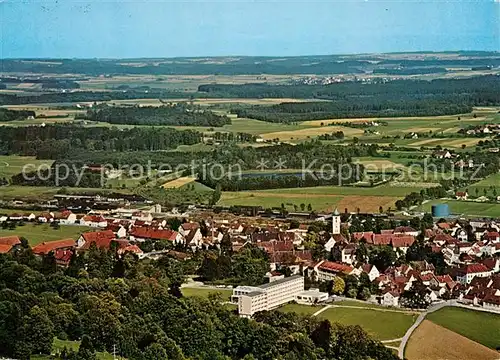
xmin=397 ymin=302 xmax=448 ymax=359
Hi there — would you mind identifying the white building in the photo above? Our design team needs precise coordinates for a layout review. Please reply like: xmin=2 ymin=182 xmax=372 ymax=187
xmin=332 ymin=208 xmax=341 ymax=235
xmin=296 ymin=289 xmax=329 ymax=304
xmin=233 ymin=275 xmax=306 ymax=317
xmin=455 ymin=264 xmax=492 ymax=284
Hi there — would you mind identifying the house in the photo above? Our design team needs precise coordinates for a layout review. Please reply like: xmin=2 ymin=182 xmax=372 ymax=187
xmin=58 ymin=210 xmax=77 ymax=225
xmin=0 ymin=236 xmax=21 ymax=247
xmin=434 ymin=150 xmax=452 ymax=159
xmin=381 ymin=289 xmax=400 ymax=307
xmin=80 ymin=215 xmax=107 ymax=228
xmin=455 ymin=191 xmax=468 ymax=200
xmin=77 ymin=230 xmax=115 ymax=250
xmin=32 ymin=239 xmax=76 ymax=255
xmin=24 ymin=213 xmax=36 ymax=221
xmin=394 ymin=226 xmax=419 ymax=237
xmin=455 ymin=263 xmax=492 ymax=284
xmin=37 ymin=213 xmax=54 ymax=223
xmin=315 ymin=260 xmax=359 ymax=281
xmin=106 ymin=223 xmax=128 ymax=238
xmin=129 ymin=226 xmax=180 ymax=242
xmin=361 ymin=264 xmax=380 ymax=281
xmin=131 ymin=211 xmax=153 ymax=222
xmin=117 ymin=244 xmax=144 ymax=258
xmin=341 ymin=244 xmax=357 ymax=264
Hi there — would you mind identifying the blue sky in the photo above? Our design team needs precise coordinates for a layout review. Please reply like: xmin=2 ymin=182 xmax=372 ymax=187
xmin=1 ymin=0 xmax=499 ymax=58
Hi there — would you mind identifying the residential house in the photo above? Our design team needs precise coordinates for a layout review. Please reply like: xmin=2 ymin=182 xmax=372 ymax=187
xmin=80 ymin=215 xmax=107 ymax=228
xmin=314 ymin=260 xmax=359 ymax=282
xmin=455 ymin=263 xmax=492 ymax=284
xmin=129 ymin=226 xmax=180 ymax=243
xmin=381 ymin=289 xmax=400 ymax=307
xmin=361 ymin=264 xmax=380 ymax=281
xmin=58 ymin=210 xmax=77 ymax=225
xmin=455 ymin=191 xmax=468 ymax=200
xmin=77 ymin=230 xmax=116 ymax=250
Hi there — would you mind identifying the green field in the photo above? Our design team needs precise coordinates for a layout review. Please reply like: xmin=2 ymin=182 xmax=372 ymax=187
xmin=427 ymin=307 xmax=500 ymax=349
xmin=0 ymin=155 xmax=54 ymax=178
xmin=181 ymin=287 xmax=233 ymax=301
xmin=418 ymin=199 xmax=500 ymax=217
xmin=32 ymin=338 xmax=118 ymax=360
xmin=219 ymin=183 xmax=427 ymax=212
xmin=463 ymin=173 xmax=500 ymax=198
xmin=278 ymin=303 xmax=323 ymax=316
xmin=0 ymin=185 xmax=132 ymax=201
xmin=317 ymin=307 xmax=418 ymax=341
xmin=0 ymin=224 xmax=90 ymax=246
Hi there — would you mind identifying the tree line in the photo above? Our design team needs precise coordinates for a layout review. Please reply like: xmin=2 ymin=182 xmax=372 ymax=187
xmin=0 ymin=244 xmax=398 ymax=360
xmin=0 ymin=108 xmax=35 ymax=122
xmin=0 ymin=124 xmax=202 ymax=159
xmin=84 ymin=103 xmax=231 ymax=127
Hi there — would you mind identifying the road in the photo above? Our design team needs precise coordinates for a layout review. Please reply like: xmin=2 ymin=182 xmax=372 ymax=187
xmin=397 ymin=302 xmax=448 ymax=359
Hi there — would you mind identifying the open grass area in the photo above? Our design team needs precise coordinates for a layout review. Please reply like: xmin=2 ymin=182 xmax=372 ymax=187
xmin=426 ymin=307 xmax=500 ymax=349
xmin=418 ymin=199 xmax=500 ymax=217
xmin=0 ymin=224 xmax=90 ymax=246
xmin=278 ymin=303 xmax=323 ymax=316
xmin=318 ymin=307 xmax=418 ymax=341
xmin=405 ymin=320 xmax=499 ymax=360
xmin=181 ymin=287 xmax=232 ymax=301
xmin=463 ymin=173 xmax=500 ymax=198
xmin=0 ymin=155 xmax=54 ymax=178
xmin=162 ymin=176 xmax=197 ymax=189
xmin=220 ymin=183 xmax=427 ymax=212
xmin=31 ymin=338 xmax=118 ymax=360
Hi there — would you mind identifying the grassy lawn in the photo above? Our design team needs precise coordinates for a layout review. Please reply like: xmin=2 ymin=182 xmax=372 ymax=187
xmin=0 ymin=155 xmax=54 ymax=178
xmin=333 ymin=300 xmax=388 ymax=309
xmin=32 ymin=338 xmax=118 ymax=360
xmin=463 ymin=173 xmax=500 ymax=198
xmin=181 ymin=287 xmax=233 ymax=301
xmin=318 ymin=307 xmax=418 ymax=341
xmin=426 ymin=307 xmax=500 ymax=349
xmin=278 ymin=303 xmax=323 ymax=316
xmin=418 ymin=199 xmax=500 ymax=217
xmin=0 ymin=224 xmax=90 ymax=246
xmin=219 ymin=183 xmax=426 ymax=212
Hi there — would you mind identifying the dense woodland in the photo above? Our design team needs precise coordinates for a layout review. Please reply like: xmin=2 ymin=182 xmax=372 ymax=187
xmin=0 ymin=125 xmax=202 ymax=158
xmin=84 ymin=104 xmax=231 ymax=127
xmin=0 ymin=108 xmax=35 ymax=122
xmin=232 ymin=100 xmax=471 ymax=122
xmin=0 ymin=245 xmax=398 ymax=360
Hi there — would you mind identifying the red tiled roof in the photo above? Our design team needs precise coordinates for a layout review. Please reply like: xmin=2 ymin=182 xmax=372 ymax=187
xmin=460 ymin=263 xmax=490 ymax=274
xmin=82 ymin=215 xmax=106 ymax=223
xmin=0 ymin=244 xmax=13 ymax=253
xmin=318 ymin=261 xmax=354 ymax=274
xmin=32 ymin=239 xmax=76 ymax=255
xmin=55 ymin=249 xmax=73 ymax=264
xmin=352 ymin=232 xmax=374 ymax=242
xmin=437 ymin=222 xmax=451 ymax=230
xmin=0 ymin=236 xmax=21 ymax=246
xmin=118 ymin=244 xmax=143 ymax=255
xmin=59 ymin=210 xmax=74 ymax=219
xmin=257 ymin=240 xmax=294 ymax=254
xmin=80 ymin=230 xmax=115 ymax=250
xmin=181 ymin=222 xmax=199 ymax=231
xmin=130 ymin=226 xmax=178 ymax=241
xmin=484 ymin=231 xmax=500 ymax=240
xmin=391 ymin=235 xmax=415 ymax=248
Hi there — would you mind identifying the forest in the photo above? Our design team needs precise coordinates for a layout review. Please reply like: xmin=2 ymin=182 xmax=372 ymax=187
xmin=231 ymin=100 xmax=471 ymax=122
xmin=0 ymin=245 xmax=398 ymax=360
xmin=0 ymin=125 xmax=202 ymax=158
xmin=0 ymin=108 xmax=36 ymax=122
xmin=84 ymin=104 xmax=231 ymax=127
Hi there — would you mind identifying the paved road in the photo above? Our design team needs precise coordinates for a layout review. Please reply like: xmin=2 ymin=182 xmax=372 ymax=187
xmin=397 ymin=302 xmax=448 ymax=359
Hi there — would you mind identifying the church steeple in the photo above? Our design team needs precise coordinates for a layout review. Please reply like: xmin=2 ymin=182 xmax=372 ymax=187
xmin=332 ymin=208 xmax=341 ymax=235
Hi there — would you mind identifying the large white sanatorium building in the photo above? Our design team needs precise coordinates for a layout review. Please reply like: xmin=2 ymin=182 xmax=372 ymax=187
xmin=232 ymin=275 xmax=327 ymax=317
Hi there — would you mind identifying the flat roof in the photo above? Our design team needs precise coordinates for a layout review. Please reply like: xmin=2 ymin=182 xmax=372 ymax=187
xmin=259 ymin=274 xmax=303 ymax=289
xmin=244 ymin=291 xmax=266 ymax=298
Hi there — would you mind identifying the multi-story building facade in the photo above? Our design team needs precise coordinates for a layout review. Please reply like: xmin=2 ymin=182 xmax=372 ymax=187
xmin=233 ymin=275 xmax=305 ymax=317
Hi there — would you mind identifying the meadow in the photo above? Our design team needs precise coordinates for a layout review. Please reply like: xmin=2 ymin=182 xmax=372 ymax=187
xmin=426 ymin=307 xmax=500 ymax=349
xmin=317 ymin=307 xmax=418 ymax=341
xmin=180 ymin=287 xmax=233 ymax=301
xmin=418 ymin=199 xmax=500 ymax=217
xmin=0 ymin=223 xmax=90 ymax=246
xmin=0 ymin=155 xmax=54 ymax=178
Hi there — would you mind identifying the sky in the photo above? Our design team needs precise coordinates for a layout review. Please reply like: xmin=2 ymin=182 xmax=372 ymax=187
xmin=1 ymin=0 xmax=499 ymax=58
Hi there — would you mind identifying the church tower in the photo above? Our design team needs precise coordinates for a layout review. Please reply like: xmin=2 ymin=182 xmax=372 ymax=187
xmin=332 ymin=208 xmax=341 ymax=235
